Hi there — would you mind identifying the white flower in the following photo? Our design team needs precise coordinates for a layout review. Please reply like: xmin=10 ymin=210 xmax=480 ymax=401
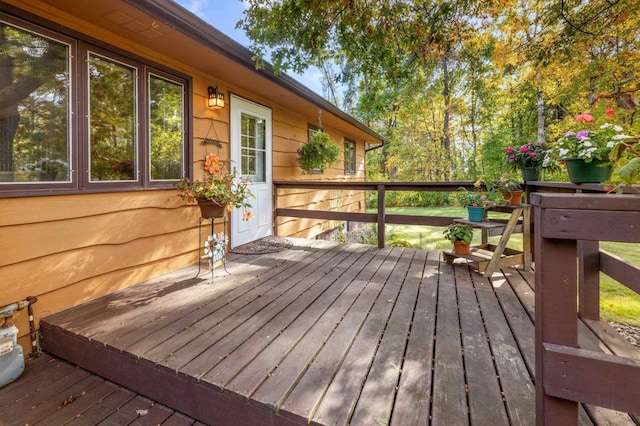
xmin=559 ymin=148 xmax=569 ymax=157
xmin=607 ymin=141 xmax=615 ymax=148
xmin=614 ymin=125 xmax=623 ymax=132
xmin=600 ymin=123 xmax=613 ymax=129
xmin=612 ymin=134 xmax=632 ymax=140
xmin=583 ymin=141 xmax=593 ymax=147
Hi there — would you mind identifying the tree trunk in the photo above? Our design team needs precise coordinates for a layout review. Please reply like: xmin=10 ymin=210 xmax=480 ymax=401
xmin=441 ymin=50 xmax=452 ymax=181
xmin=537 ymin=89 xmax=544 ymax=144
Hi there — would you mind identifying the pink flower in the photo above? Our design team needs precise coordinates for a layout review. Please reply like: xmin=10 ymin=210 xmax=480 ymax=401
xmin=520 ymin=146 xmax=529 ymax=153
xmin=529 ymin=152 xmax=537 ymax=158
xmin=505 ymin=147 xmax=514 ymax=153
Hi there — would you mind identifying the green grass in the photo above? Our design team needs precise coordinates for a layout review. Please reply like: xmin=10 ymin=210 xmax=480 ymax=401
xmin=599 ymin=242 xmax=640 ymax=326
xmin=369 ymin=206 xmax=640 ymax=327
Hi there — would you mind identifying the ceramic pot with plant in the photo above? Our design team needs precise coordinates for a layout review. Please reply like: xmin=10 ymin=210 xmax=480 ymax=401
xmin=457 ymin=183 xmax=488 ymax=221
xmin=492 ymin=176 xmax=523 ymax=205
xmin=176 ymin=153 xmax=254 ymax=219
xmin=505 ymin=141 xmax=553 ymax=181
xmin=443 ymin=223 xmax=474 ymax=255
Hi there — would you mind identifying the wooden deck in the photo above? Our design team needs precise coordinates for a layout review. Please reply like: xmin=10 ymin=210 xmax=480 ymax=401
xmin=6 ymin=239 xmax=637 ymax=425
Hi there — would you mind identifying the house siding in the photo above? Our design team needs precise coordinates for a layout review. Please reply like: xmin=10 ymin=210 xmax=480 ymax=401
xmin=0 ymin=0 xmax=376 ymax=352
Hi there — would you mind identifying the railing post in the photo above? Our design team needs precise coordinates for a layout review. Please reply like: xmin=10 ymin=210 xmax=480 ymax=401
xmin=533 ymin=197 xmax=580 ymax=425
xmin=578 ymin=240 xmax=600 ymax=320
xmin=273 ymin=183 xmax=278 ymax=236
xmin=377 ymin=184 xmax=385 ymax=248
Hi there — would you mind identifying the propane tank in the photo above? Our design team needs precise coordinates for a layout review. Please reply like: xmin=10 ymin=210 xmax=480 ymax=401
xmin=0 ymin=317 xmax=24 ymax=388
xmin=0 ymin=298 xmax=36 ymax=389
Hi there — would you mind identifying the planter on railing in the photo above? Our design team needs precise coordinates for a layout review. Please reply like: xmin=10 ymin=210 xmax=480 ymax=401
xmin=564 ymin=158 xmax=612 ymax=184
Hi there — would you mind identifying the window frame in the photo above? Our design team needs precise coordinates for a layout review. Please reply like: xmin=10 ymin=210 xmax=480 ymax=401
xmin=0 ymin=12 xmax=191 ymax=198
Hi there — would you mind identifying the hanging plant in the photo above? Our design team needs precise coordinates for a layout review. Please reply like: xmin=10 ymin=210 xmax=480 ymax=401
xmin=296 ymin=131 xmax=340 ymax=174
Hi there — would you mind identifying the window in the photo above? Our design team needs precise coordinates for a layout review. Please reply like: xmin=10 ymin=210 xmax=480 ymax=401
xmin=0 ymin=14 xmax=188 ymax=195
xmin=149 ymin=74 xmax=184 ymax=181
xmin=241 ymin=113 xmax=266 ymax=182
xmin=344 ymin=139 xmax=356 ymax=174
xmin=88 ymin=53 xmax=137 ymax=182
xmin=0 ymin=19 xmax=71 ymax=184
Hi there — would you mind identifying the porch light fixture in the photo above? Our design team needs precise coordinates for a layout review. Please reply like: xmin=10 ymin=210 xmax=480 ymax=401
xmin=207 ymin=86 xmax=225 ymax=109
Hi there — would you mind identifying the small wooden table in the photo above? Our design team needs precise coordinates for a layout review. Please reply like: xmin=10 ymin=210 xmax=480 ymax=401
xmin=443 ymin=204 xmax=531 ymax=277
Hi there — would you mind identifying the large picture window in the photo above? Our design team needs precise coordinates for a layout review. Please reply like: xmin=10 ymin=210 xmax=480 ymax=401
xmin=0 ymin=20 xmax=71 ymax=184
xmin=0 ymin=14 xmax=188 ymax=195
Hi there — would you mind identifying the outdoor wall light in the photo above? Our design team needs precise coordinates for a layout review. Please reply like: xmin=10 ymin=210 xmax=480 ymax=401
xmin=207 ymin=85 xmax=225 ymax=109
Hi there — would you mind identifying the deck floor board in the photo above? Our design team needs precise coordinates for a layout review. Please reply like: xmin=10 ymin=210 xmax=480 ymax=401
xmin=2 ymin=239 xmax=635 ymax=425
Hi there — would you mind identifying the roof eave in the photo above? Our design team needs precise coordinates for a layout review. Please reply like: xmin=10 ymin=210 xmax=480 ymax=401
xmin=124 ymin=0 xmax=386 ymax=143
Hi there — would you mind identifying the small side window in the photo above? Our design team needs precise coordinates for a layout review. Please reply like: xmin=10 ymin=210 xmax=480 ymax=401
xmin=344 ymin=139 xmax=356 ymax=174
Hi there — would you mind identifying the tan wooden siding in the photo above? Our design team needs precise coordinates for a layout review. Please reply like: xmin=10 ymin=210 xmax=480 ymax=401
xmin=1 ymin=0 xmax=378 ymax=352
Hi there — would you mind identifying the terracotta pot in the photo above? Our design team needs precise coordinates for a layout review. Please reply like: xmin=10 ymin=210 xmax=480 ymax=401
xmin=502 ymin=190 xmax=523 ymax=205
xmin=453 ymin=240 xmax=471 ymax=255
xmin=197 ymin=200 xmax=227 ymax=218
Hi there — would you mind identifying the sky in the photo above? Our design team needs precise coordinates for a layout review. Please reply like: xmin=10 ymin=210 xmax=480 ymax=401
xmin=172 ymin=0 xmax=325 ymax=96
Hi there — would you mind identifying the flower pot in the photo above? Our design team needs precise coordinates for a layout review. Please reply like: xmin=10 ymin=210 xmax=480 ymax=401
xmin=521 ymin=167 xmax=540 ymax=182
xmin=466 ymin=206 xmax=485 ymax=222
xmin=453 ymin=240 xmax=471 ymax=255
xmin=502 ymin=190 xmax=523 ymax=205
xmin=197 ymin=200 xmax=227 ymax=218
xmin=564 ymin=158 xmax=612 ymax=184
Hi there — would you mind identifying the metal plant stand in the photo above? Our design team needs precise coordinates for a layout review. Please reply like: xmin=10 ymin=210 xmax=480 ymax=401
xmin=195 ymin=215 xmax=229 ymax=283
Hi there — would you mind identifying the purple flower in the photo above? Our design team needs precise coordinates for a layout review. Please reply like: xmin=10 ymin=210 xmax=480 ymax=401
xmin=564 ymin=131 xmax=576 ymax=137
xmin=576 ymin=130 xmax=589 ymax=140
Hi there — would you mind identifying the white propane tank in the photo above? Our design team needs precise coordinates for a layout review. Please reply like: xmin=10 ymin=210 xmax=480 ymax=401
xmin=0 ymin=322 xmax=25 ymax=389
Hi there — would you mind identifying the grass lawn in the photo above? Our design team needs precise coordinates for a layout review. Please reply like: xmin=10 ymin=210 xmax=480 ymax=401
xmin=366 ymin=206 xmax=640 ymax=327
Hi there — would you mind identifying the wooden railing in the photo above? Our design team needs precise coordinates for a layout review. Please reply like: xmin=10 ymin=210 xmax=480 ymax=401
xmin=531 ymin=193 xmax=640 ymax=424
xmin=273 ymin=180 xmax=618 ymax=248
xmin=273 ymin=181 xmax=479 ymax=248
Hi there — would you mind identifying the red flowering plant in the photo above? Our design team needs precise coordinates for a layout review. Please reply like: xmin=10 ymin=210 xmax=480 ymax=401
xmin=176 ymin=153 xmax=253 ymax=218
xmin=505 ymin=141 xmax=552 ymax=170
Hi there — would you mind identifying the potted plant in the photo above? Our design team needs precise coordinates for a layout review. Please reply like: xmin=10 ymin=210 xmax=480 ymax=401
xmin=491 ymin=175 xmax=524 ymax=205
xmin=457 ymin=181 xmax=488 ymax=222
xmin=176 ymin=153 xmax=253 ymax=219
xmin=443 ymin=223 xmax=474 ymax=255
xmin=296 ymin=131 xmax=340 ymax=174
xmin=554 ymin=117 xmax=640 ymax=185
xmin=505 ymin=141 xmax=553 ymax=181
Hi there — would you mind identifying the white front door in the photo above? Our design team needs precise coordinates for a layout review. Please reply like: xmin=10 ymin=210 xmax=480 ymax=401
xmin=230 ymin=95 xmax=272 ymax=248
